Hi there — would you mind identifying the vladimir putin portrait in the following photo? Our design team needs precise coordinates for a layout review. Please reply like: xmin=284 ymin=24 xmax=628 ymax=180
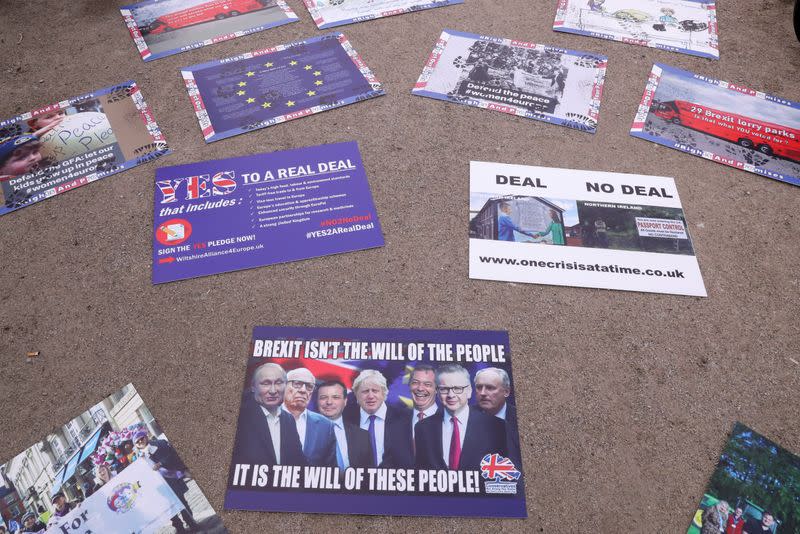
xmin=231 ymin=362 xmax=306 ymax=466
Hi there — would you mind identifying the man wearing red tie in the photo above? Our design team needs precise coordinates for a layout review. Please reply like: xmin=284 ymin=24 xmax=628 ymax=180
xmin=414 ymin=364 xmax=507 ymax=472
xmin=409 ymin=364 xmax=440 ymax=447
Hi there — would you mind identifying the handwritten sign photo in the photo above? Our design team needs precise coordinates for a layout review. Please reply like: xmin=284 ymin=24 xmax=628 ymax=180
xmin=0 ymin=82 xmax=169 ymax=216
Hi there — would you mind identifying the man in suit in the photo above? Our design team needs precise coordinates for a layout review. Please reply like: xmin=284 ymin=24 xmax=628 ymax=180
xmin=230 ymin=362 xmax=306 ymax=467
xmin=283 ymin=368 xmax=337 ymax=467
xmin=343 ymin=369 xmax=414 ymax=468
xmin=475 ymin=367 xmax=521 ymax=465
xmin=409 ymin=364 xmax=440 ymax=443
xmin=317 ymin=380 xmax=374 ymax=469
xmin=415 ymin=363 xmax=507 ymax=471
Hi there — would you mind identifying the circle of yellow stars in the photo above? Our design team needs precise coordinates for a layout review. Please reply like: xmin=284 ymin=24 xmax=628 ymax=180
xmin=233 ymin=60 xmax=324 ymax=110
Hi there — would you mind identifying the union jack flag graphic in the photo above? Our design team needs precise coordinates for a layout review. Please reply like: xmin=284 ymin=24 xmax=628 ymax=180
xmin=212 ymin=171 xmax=237 ymax=195
xmin=480 ymin=453 xmax=521 ymax=481
xmin=186 ymin=175 xmax=210 ymax=199
xmin=155 ymin=180 xmax=177 ymax=203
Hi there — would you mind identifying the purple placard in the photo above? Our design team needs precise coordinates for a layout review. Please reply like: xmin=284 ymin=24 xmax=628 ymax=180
xmin=181 ymin=33 xmax=384 ymax=142
xmin=225 ymin=326 xmax=528 ymax=518
xmin=152 ymin=141 xmax=384 ymax=284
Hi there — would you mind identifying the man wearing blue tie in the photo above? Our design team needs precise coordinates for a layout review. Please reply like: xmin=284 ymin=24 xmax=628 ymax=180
xmin=316 ymin=380 xmax=374 ymax=469
xmin=283 ymin=368 xmax=337 ymax=467
xmin=344 ymin=369 xmax=413 ymax=468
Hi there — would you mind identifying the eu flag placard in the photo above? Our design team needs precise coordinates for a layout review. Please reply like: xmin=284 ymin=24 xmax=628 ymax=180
xmin=182 ymin=33 xmax=384 ymax=142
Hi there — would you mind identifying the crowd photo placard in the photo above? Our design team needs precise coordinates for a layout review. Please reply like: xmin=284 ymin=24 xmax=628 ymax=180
xmin=182 ymin=33 xmax=384 ymax=142
xmin=412 ymin=29 xmax=607 ymax=133
xmin=631 ymin=63 xmax=800 ymax=187
xmin=553 ymin=0 xmax=718 ymax=59
xmin=225 ymin=326 xmax=528 ymax=518
xmin=0 ymin=384 xmax=226 ymax=533
xmin=0 ymin=82 xmax=169 ymax=216
xmin=121 ymin=0 xmax=299 ymax=62
xmin=687 ymin=423 xmax=800 ymax=534
xmin=469 ymin=161 xmax=706 ymax=296
xmin=302 ymin=0 xmax=462 ymax=29
xmin=152 ymin=141 xmax=384 ymax=284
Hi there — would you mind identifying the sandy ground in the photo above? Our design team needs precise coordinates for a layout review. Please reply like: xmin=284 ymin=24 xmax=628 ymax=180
xmin=0 ymin=0 xmax=798 ymax=532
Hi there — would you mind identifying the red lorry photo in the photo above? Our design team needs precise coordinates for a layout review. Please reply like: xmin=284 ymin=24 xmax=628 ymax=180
xmin=145 ymin=0 xmax=270 ymax=35
xmin=653 ymin=99 xmax=800 ymax=163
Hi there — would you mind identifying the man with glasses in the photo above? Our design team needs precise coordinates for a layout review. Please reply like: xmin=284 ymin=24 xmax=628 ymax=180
xmin=415 ymin=364 xmax=507 ymax=472
xmin=283 ymin=368 xmax=337 ymax=467
xmin=231 ymin=362 xmax=306 ymax=467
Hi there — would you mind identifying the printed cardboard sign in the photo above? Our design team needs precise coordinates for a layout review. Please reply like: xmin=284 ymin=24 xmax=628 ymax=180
xmin=225 ymin=326 xmax=528 ymax=518
xmin=631 ymin=64 xmax=800 ymax=187
xmin=0 ymin=384 xmax=226 ymax=533
xmin=182 ymin=33 xmax=384 ymax=142
xmin=469 ymin=161 xmax=707 ymax=296
xmin=152 ymin=141 xmax=384 ymax=283
xmin=302 ymin=0 xmax=462 ymax=29
xmin=121 ymin=0 xmax=299 ymax=62
xmin=686 ymin=423 xmax=799 ymax=534
xmin=0 ymin=82 xmax=168 ymax=216
xmin=412 ymin=29 xmax=607 ymax=133
xmin=553 ymin=0 xmax=718 ymax=59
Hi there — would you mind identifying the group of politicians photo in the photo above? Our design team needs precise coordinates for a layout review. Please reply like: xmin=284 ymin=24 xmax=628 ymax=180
xmin=231 ymin=362 xmax=522 ymax=476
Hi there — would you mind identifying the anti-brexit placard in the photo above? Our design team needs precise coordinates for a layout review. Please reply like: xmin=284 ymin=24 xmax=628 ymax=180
xmin=152 ymin=141 xmax=384 ymax=283
xmin=469 ymin=161 xmax=706 ymax=296
xmin=181 ymin=33 xmax=384 ymax=142
xmin=631 ymin=64 xmax=800 ymax=187
xmin=225 ymin=326 xmax=528 ymax=518
xmin=0 ymin=82 xmax=168 ymax=216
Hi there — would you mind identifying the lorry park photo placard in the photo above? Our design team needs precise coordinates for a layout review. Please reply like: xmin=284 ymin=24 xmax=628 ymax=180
xmin=121 ymin=0 xmax=299 ymax=62
xmin=469 ymin=161 xmax=707 ymax=296
xmin=553 ymin=0 xmax=718 ymax=60
xmin=225 ymin=326 xmax=528 ymax=518
xmin=182 ymin=33 xmax=384 ymax=142
xmin=412 ymin=30 xmax=607 ymax=133
xmin=631 ymin=64 xmax=800 ymax=187
xmin=302 ymin=0 xmax=463 ymax=30
xmin=0 ymin=384 xmax=227 ymax=534
xmin=0 ymin=82 xmax=169 ymax=217
xmin=152 ymin=142 xmax=384 ymax=284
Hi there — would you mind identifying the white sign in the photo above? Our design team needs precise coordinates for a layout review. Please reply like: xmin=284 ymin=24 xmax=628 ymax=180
xmin=553 ymin=0 xmax=719 ymax=60
xmin=635 ymin=217 xmax=687 ymax=239
xmin=304 ymin=0 xmax=462 ymax=29
xmin=469 ymin=161 xmax=707 ymax=297
xmin=47 ymin=459 xmax=183 ymax=534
